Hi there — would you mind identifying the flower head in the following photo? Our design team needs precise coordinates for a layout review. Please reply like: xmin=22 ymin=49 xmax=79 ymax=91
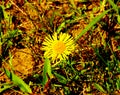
xmin=42 ymin=32 xmax=75 ymax=62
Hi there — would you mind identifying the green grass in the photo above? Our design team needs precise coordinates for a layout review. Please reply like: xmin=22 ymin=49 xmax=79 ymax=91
xmin=0 ymin=0 xmax=120 ymax=94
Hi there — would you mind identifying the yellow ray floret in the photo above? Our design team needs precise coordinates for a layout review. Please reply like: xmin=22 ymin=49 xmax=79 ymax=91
xmin=42 ymin=32 xmax=75 ymax=62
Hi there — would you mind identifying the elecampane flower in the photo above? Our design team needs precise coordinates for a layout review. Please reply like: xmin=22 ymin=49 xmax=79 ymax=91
xmin=42 ymin=32 xmax=75 ymax=61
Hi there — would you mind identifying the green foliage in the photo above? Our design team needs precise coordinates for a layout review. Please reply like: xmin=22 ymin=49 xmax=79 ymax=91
xmin=1 ymin=29 xmax=22 ymax=56
xmin=75 ymin=9 xmax=110 ymax=42
xmin=116 ymin=77 xmax=120 ymax=90
xmin=108 ymin=0 xmax=119 ymax=13
xmin=106 ymin=82 xmax=110 ymax=93
xmin=57 ymin=21 xmax=66 ymax=34
xmin=56 ymin=15 xmax=83 ymax=34
xmin=118 ymin=46 xmax=120 ymax=50
xmin=94 ymin=83 xmax=107 ymax=93
xmin=53 ymin=72 xmax=67 ymax=84
xmin=0 ymin=83 xmax=15 ymax=93
xmin=107 ymin=0 xmax=120 ymax=24
xmin=4 ymin=69 xmax=32 ymax=93
xmin=1 ymin=0 xmax=120 ymax=94
xmin=42 ymin=58 xmax=52 ymax=86
xmin=117 ymin=15 xmax=120 ymax=24
xmin=0 ymin=4 xmax=12 ymax=27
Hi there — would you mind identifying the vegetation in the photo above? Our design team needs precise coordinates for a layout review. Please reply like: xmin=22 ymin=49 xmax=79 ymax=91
xmin=0 ymin=0 xmax=120 ymax=94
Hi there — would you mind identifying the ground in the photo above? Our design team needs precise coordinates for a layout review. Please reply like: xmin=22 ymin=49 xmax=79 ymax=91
xmin=0 ymin=0 xmax=120 ymax=95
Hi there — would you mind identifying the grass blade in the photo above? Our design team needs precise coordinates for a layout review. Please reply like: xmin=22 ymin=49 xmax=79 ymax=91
xmin=4 ymin=69 xmax=32 ymax=93
xmin=94 ymin=83 xmax=107 ymax=93
xmin=0 ymin=83 xmax=15 ymax=93
xmin=75 ymin=9 xmax=110 ymax=42
xmin=57 ymin=22 xmax=66 ymax=34
xmin=42 ymin=58 xmax=52 ymax=86
xmin=108 ymin=0 xmax=119 ymax=13
xmin=53 ymin=72 xmax=67 ymax=84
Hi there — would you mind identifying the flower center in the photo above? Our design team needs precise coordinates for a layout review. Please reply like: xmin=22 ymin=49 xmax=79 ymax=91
xmin=53 ymin=41 xmax=66 ymax=54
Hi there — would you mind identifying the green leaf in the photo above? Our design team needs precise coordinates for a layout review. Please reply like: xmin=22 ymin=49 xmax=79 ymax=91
xmin=94 ymin=83 xmax=107 ymax=93
xmin=54 ymin=72 xmax=67 ymax=84
xmin=106 ymin=82 xmax=110 ymax=92
xmin=75 ymin=9 xmax=110 ymax=42
xmin=117 ymin=15 xmax=120 ymax=24
xmin=42 ymin=58 xmax=52 ymax=86
xmin=116 ymin=78 xmax=120 ymax=90
xmin=0 ymin=5 xmax=12 ymax=25
xmin=4 ymin=69 xmax=32 ymax=93
xmin=80 ymin=69 xmax=88 ymax=74
xmin=118 ymin=46 xmax=120 ymax=50
xmin=0 ymin=83 xmax=15 ymax=93
xmin=108 ymin=0 xmax=119 ymax=13
xmin=57 ymin=22 xmax=66 ymax=34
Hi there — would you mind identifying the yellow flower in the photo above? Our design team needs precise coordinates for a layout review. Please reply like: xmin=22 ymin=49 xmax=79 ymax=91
xmin=42 ymin=32 xmax=75 ymax=62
